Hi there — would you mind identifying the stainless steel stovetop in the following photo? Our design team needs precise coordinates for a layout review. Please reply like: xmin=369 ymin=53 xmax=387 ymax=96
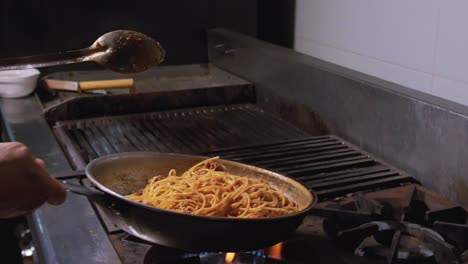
xmin=3 ymin=28 xmax=468 ymax=263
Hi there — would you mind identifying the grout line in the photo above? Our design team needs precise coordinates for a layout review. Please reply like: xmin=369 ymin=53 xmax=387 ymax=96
xmin=430 ymin=0 xmax=443 ymax=94
xmin=296 ymin=34 xmax=468 ymax=89
xmin=294 ymin=35 xmax=435 ymax=86
xmin=295 ymin=35 xmax=433 ymax=76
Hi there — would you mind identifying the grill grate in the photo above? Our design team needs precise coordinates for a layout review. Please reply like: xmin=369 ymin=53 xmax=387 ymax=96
xmin=204 ymin=136 xmax=415 ymax=200
xmin=53 ymin=104 xmax=309 ymax=169
xmin=53 ymin=103 xmax=415 ymax=201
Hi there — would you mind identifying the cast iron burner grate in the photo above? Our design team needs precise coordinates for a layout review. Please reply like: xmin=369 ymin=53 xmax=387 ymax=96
xmin=204 ymin=136 xmax=415 ymax=201
xmin=312 ymin=185 xmax=468 ymax=264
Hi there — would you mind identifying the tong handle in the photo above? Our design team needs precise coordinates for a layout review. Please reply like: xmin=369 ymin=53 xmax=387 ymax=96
xmin=0 ymin=47 xmax=98 ymax=71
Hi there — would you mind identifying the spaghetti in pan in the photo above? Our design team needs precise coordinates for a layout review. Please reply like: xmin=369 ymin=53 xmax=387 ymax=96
xmin=126 ymin=157 xmax=299 ymax=218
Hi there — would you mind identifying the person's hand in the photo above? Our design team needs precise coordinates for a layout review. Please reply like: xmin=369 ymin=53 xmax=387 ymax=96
xmin=0 ymin=142 xmax=66 ymax=218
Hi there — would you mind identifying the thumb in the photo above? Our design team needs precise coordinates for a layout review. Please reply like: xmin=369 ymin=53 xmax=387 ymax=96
xmin=33 ymin=162 xmax=67 ymax=205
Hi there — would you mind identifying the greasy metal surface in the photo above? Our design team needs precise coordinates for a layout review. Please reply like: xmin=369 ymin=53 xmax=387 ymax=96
xmin=77 ymin=152 xmax=315 ymax=251
xmin=53 ymin=104 xmax=308 ymax=169
xmin=205 ymin=136 xmax=414 ymax=200
xmin=39 ymin=64 xmax=251 ymax=109
xmin=44 ymin=83 xmax=255 ymax=126
xmin=0 ymin=95 xmax=122 ymax=263
xmin=208 ymin=29 xmax=468 ymax=207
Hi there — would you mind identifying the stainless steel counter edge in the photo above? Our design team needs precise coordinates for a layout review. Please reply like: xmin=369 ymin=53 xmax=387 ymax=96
xmin=0 ymin=95 xmax=121 ymax=264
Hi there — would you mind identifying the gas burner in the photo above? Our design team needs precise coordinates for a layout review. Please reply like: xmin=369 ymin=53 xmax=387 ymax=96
xmin=109 ymin=216 xmax=380 ymax=264
xmin=311 ymin=184 xmax=468 ymax=264
xmin=140 ymin=237 xmax=350 ymax=264
xmin=143 ymin=244 xmax=286 ymax=264
xmin=143 ymin=250 xmax=286 ymax=264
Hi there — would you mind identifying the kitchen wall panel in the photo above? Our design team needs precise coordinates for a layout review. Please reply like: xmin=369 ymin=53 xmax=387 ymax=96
xmin=295 ymin=0 xmax=468 ymax=106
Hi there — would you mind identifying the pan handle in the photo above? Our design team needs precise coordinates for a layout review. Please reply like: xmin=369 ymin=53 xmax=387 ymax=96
xmin=63 ymin=181 xmax=124 ymax=216
xmin=63 ymin=181 xmax=107 ymax=202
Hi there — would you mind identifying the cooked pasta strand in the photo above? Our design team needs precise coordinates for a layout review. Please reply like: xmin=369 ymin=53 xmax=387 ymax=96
xmin=126 ymin=157 xmax=299 ymax=218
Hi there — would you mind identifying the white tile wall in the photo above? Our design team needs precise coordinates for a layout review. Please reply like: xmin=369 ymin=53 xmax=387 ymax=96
xmin=433 ymin=77 xmax=468 ymax=106
xmin=295 ymin=37 xmax=434 ymax=93
xmin=434 ymin=1 xmax=468 ymax=83
xmin=295 ymin=0 xmax=468 ymax=106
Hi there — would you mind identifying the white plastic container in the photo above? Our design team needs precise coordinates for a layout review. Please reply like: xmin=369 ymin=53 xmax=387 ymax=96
xmin=0 ymin=69 xmax=40 ymax=98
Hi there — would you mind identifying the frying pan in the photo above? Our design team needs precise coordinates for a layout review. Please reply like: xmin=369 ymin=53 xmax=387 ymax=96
xmin=66 ymin=152 xmax=317 ymax=252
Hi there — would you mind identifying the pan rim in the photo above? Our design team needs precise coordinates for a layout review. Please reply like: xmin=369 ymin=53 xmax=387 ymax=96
xmin=85 ymin=151 xmax=317 ymax=222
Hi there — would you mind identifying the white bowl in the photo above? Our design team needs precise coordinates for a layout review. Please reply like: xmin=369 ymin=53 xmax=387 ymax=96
xmin=0 ymin=69 xmax=40 ymax=98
